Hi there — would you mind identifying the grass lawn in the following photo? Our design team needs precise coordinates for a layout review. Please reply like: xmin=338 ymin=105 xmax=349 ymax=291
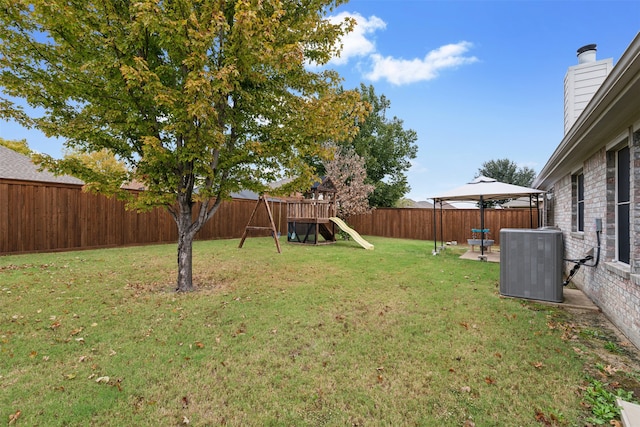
xmin=1 ymin=236 xmax=639 ymax=426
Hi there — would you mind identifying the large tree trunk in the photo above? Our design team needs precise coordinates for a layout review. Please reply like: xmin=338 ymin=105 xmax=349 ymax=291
xmin=175 ymin=200 xmax=196 ymax=292
xmin=173 ymin=194 xmax=222 ymax=292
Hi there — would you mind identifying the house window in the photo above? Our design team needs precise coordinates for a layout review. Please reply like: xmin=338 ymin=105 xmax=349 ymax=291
xmin=572 ymin=172 xmax=584 ymax=232
xmin=616 ymin=145 xmax=630 ymax=264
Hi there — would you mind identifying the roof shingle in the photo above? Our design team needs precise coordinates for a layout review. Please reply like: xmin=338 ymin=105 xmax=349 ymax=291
xmin=0 ymin=145 xmax=84 ymax=185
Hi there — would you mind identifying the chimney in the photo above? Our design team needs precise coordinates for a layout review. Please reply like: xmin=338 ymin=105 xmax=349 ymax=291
xmin=577 ymin=44 xmax=597 ymax=64
xmin=563 ymin=44 xmax=613 ymax=135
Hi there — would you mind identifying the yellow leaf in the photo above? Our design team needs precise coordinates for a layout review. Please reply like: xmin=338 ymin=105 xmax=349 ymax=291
xmin=8 ymin=410 xmax=21 ymax=425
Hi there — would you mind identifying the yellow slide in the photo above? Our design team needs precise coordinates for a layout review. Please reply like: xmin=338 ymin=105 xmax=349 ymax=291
xmin=329 ymin=217 xmax=374 ymax=250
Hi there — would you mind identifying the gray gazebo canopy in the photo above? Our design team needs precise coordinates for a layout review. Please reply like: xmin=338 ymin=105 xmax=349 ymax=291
xmin=431 ymin=176 xmax=545 ymax=256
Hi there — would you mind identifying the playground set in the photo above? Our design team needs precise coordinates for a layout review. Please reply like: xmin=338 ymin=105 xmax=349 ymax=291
xmin=238 ymin=177 xmax=373 ymax=252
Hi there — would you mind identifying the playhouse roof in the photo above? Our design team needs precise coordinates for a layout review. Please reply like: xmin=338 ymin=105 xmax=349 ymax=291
xmin=311 ymin=176 xmax=337 ymax=193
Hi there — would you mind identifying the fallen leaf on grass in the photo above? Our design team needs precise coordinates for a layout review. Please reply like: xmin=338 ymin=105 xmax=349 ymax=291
xmin=535 ymin=410 xmax=551 ymax=426
xmin=194 ymin=341 xmax=204 ymax=349
xmin=182 ymin=415 xmax=190 ymax=425
xmin=484 ymin=377 xmax=495 ymax=385
xmin=460 ymin=386 xmax=471 ymax=393
xmin=532 ymin=362 xmax=544 ymax=369
xmin=603 ymin=365 xmax=620 ymax=375
xmin=96 ymin=376 xmax=110 ymax=383
xmin=8 ymin=410 xmax=21 ymax=425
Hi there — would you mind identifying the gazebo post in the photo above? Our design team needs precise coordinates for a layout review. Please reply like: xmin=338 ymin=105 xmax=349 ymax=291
xmin=439 ymin=201 xmax=444 ymax=251
xmin=480 ymin=195 xmax=485 ymax=258
xmin=432 ymin=200 xmax=437 ymax=254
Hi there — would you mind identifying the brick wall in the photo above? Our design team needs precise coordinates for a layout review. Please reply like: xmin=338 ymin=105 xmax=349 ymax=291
xmin=551 ymin=134 xmax=640 ymax=349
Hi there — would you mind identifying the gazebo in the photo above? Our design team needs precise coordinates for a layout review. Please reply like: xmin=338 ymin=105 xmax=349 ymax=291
xmin=432 ymin=176 xmax=545 ymax=258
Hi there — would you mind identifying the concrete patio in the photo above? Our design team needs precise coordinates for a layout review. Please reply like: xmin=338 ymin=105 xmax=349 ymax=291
xmin=459 ymin=248 xmax=600 ymax=311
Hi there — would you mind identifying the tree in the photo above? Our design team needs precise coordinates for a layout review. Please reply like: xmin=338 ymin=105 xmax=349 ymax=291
xmin=0 ymin=0 xmax=367 ymax=292
xmin=0 ymin=137 xmax=31 ymax=155
xmin=476 ymin=158 xmax=536 ymax=207
xmin=323 ymin=145 xmax=374 ymax=219
xmin=337 ymin=84 xmax=418 ymax=207
xmin=62 ymin=148 xmax=129 ymax=195
xmin=477 ymin=158 xmax=536 ymax=187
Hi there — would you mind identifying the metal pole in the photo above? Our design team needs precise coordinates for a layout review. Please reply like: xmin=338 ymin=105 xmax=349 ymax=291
xmin=529 ymin=194 xmax=533 ymax=228
xmin=480 ymin=196 xmax=485 ymax=257
xmin=433 ymin=200 xmax=437 ymax=254
xmin=439 ymin=201 xmax=444 ymax=250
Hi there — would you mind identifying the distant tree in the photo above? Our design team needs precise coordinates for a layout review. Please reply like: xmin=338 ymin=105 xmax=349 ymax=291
xmin=394 ymin=198 xmax=416 ymax=208
xmin=62 ymin=148 xmax=129 ymax=195
xmin=477 ymin=158 xmax=536 ymax=187
xmin=336 ymin=84 xmax=418 ymax=208
xmin=0 ymin=137 xmax=31 ymax=155
xmin=323 ymin=146 xmax=374 ymax=219
xmin=476 ymin=158 xmax=536 ymax=207
xmin=0 ymin=0 xmax=367 ymax=292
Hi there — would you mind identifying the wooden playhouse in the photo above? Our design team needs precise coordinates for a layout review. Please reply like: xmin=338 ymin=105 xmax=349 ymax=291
xmin=286 ymin=177 xmax=338 ymax=245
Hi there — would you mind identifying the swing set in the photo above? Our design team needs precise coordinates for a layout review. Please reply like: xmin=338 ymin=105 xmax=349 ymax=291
xmin=238 ymin=194 xmax=284 ymax=253
xmin=239 ymin=177 xmax=347 ymax=252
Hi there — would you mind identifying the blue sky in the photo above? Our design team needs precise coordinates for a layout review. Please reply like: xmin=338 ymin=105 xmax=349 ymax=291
xmin=1 ymin=0 xmax=639 ymax=201
xmin=326 ymin=0 xmax=640 ymax=200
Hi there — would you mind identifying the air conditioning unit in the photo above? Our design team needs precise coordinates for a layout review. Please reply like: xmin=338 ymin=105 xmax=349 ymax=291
xmin=499 ymin=228 xmax=564 ymax=303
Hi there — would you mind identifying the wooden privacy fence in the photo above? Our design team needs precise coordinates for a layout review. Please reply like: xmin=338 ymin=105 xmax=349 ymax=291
xmin=0 ymin=179 xmax=288 ymax=255
xmin=1 ymin=179 xmax=537 ymax=255
xmin=346 ymin=207 xmax=539 ymax=245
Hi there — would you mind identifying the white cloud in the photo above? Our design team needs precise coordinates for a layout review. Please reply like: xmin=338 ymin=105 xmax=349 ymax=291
xmin=324 ymin=11 xmax=479 ymax=85
xmin=365 ymin=42 xmax=479 ymax=85
xmin=327 ymin=12 xmax=386 ymax=66
xmin=408 ymin=159 xmax=428 ymax=174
